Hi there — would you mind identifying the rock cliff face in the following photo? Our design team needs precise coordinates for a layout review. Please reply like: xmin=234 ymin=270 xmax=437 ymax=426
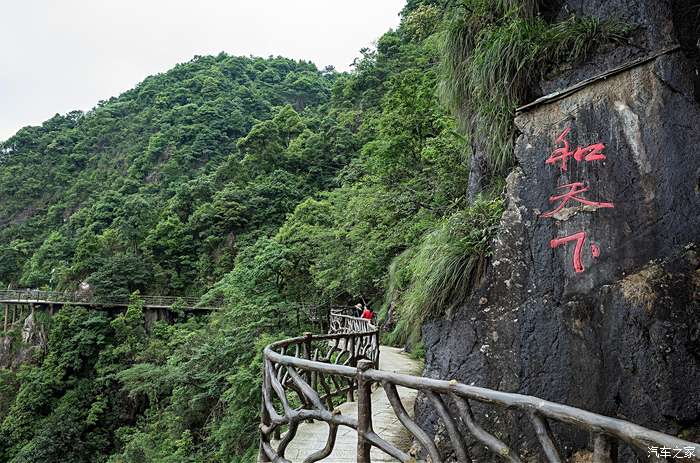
xmin=0 ymin=313 xmax=47 ymax=369
xmin=417 ymin=0 xmax=700 ymax=460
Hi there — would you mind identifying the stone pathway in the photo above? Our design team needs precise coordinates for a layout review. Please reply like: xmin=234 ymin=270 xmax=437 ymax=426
xmin=282 ymin=346 xmax=422 ymax=462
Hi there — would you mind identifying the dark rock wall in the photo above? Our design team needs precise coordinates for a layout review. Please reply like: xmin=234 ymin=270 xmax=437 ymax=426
xmin=539 ymin=0 xmax=681 ymax=95
xmin=418 ymin=1 xmax=700 ymax=460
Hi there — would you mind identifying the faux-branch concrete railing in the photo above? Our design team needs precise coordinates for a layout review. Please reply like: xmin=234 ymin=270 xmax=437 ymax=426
xmin=259 ymin=312 xmax=700 ymax=462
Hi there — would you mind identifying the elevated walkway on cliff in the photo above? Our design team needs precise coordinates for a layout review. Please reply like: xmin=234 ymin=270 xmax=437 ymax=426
xmin=0 ymin=289 xmax=222 ymax=334
xmin=0 ymin=289 xmax=221 ymax=311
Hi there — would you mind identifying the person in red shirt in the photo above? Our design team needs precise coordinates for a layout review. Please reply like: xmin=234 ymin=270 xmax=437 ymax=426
xmin=360 ymin=305 xmax=373 ymax=320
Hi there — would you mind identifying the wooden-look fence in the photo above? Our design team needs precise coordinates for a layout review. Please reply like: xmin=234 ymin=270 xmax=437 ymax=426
xmin=259 ymin=312 xmax=700 ymax=462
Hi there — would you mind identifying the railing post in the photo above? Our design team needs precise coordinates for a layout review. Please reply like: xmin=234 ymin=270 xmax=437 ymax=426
xmin=3 ymin=304 xmax=7 ymax=334
xmin=373 ymin=331 xmax=380 ymax=370
xmin=303 ymin=331 xmax=318 ymax=424
xmin=347 ymin=336 xmax=356 ymax=402
xmin=259 ymin=362 xmax=272 ymax=463
xmin=303 ymin=332 xmax=313 ymax=387
xmin=356 ymin=359 xmax=374 ymax=463
xmin=593 ymin=433 xmax=617 ymax=463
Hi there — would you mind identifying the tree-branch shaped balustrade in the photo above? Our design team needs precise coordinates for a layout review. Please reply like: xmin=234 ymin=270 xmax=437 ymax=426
xmin=260 ymin=316 xmax=700 ymax=462
xmin=260 ymin=328 xmax=381 ymax=463
xmin=329 ymin=309 xmax=375 ymax=334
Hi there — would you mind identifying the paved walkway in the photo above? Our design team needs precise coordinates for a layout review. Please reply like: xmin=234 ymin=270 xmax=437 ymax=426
xmin=282 ymin=346 xmax=422 ymax=462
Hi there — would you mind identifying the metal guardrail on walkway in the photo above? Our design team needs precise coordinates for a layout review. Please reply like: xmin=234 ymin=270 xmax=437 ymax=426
xmin=259 ymin=312 xmax=700 ymax=462
xmin=0 ymin=289 xmax=223 ymax=310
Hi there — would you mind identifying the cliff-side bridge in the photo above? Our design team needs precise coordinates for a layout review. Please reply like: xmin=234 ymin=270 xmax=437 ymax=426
xmin=259 ymin=310 xmax=700 ymax=462
xmin=0 ymin=289 xmax=222 ymax=334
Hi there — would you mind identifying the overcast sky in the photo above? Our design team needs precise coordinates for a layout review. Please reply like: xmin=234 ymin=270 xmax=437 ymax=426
xmin=0 ymin=1 xmax=405 ymax=141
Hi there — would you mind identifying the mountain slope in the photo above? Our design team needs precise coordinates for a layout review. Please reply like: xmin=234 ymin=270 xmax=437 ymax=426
xmin=0 ymin=54 xmax=339 ymax=295
xmin=0 ymin=2 xmax=473 ymax=462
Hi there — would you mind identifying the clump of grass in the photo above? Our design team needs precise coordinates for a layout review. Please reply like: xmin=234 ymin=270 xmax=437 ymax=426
xmin=439 ymin=0 xmax=632 ymax=175
xmin=386 ymin=197 xmax=504 ymax=346
xmin=377 ymin=246 xmax=415 ymax=335
xmin=409 ymin=341 xmax=426 ymax=361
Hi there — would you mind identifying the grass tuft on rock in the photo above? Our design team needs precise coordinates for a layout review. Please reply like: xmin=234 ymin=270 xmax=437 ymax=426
xmin=439 ymin=0 xmax=632 ymax=174
xmin=384 ymin=197 xmax=504 ymax=346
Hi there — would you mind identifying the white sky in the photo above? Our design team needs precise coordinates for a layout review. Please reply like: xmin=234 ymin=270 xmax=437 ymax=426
xmin=0 ymin=0 xmax=405 ymax=141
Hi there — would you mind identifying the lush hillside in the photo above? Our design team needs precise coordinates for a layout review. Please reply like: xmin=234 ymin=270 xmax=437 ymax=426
xmin=0 ymin=2 xmax=475 ymax=461
xmin=0 ymin=0 xmax=634 ymax=460
xmin=0 ymin=54 xmax=340 ymax=296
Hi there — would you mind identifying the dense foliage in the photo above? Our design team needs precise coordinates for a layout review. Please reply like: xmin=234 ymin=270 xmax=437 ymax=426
xmin=0 ymin=1 xmax=630 ymax=461
xmin=0 ymin=54 xmax=339 ymax=295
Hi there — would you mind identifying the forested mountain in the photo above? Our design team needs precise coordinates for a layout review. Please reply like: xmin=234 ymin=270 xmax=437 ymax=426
xmin=0 ymin=0 xmax=641 ymax=460
xmin=0 ymin=2 xmax=476 ymax=461
xmin=0 ymin=7 xmax=473 ymax=304
xmin=0 ymin=54 xmax=339 ymax=296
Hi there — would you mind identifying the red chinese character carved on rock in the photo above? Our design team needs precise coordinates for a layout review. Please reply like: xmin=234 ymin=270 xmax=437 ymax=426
xmin=545 ymin=127 xmax=606 ymax=171
xmin=541 ymin=182 xmax=614 ymax=218
xmin=550 ymin=231 xmax=601 ymax=273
